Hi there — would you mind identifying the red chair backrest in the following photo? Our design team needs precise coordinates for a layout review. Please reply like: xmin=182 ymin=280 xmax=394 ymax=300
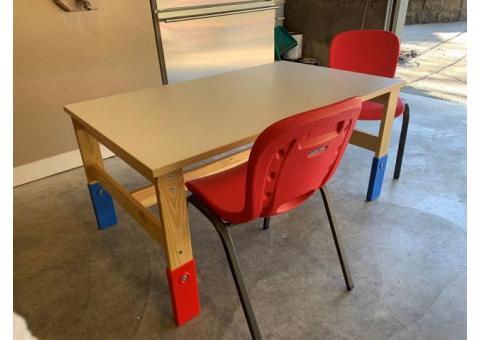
xmin=243 ymin=97 xmax=362 ymax=220
xmin=329 ymin=30 xmax=400 ymax=78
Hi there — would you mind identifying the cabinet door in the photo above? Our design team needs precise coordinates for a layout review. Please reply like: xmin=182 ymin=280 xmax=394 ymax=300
xmin=159 ymin=9 xmax=274 ymax=84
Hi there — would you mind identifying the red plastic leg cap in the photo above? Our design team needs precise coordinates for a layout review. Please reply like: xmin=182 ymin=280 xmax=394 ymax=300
xmin=166 ymin=259 xmax=201 ymax=326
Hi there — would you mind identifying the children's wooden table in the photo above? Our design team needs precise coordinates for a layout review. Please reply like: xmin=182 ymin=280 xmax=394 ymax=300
xmin=65 ymin=61 xmax=404 ymax=325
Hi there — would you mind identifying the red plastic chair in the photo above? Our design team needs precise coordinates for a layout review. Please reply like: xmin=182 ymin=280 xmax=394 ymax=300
xmin=330 ymin=30 xmax=410 ymax=179
xmin=186 ymin=97 xmax=362 ymax=339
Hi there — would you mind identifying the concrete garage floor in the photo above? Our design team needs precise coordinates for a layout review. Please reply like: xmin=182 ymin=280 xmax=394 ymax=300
xmin=13 ymin=91 xmax=466 ymax=339
xmin=397 ymin=22 xmax=467 ymax=104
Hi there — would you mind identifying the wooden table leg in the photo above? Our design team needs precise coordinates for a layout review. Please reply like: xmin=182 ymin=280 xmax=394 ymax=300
xmin=73 ymin=119 xmax=117 ymax=229
xmin=155 ymin=169 xmax=200 ymax=325
xmin=366 ymin=88 xmax=400 ymax=201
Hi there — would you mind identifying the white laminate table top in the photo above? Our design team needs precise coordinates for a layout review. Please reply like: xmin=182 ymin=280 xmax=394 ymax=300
xmin=65 ymin=61 xmax=404 ymax=178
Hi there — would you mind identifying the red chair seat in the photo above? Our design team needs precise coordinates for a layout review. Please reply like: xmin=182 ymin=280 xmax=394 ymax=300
xmin=359 ymin=97 xmax=405 ymax=120
xmin=186 ymin=163 xmax=248 ymax=223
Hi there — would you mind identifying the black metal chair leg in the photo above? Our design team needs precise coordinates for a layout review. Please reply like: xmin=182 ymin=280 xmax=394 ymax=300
xmin=187 ymin=195 xmax=261 ymax=339
xmin=213 ymin=222 xmax=262 ymax=340
xmin=394 ymin=103 xmax=410 ymax=180
xmin=319 ymin=186 xmax=354 ymax=290
xmin=262 ymin=217 xmax=270 ymax=230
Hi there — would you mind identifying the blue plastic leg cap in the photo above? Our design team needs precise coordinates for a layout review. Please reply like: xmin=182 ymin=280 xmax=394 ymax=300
xmin=366 ymin=154 xmax=388 ymax=201
xmin=88 ymin=183 xmax=117 ymax=230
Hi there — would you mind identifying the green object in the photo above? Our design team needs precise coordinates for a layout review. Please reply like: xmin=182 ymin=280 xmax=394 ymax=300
xmin=274 ymin=26 xmax=298 ymax=60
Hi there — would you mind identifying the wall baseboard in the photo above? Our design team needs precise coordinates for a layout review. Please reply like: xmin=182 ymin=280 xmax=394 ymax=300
xmin=13 ymin=146 xmax=115 ymax=187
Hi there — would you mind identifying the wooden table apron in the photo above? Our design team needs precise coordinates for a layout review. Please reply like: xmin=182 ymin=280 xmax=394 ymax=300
xmin=65 ymin=62 xmax=404 ymax=326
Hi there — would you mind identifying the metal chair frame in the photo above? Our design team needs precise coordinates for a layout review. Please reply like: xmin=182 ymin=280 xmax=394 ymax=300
xmin=187 ymin=185 xmax=353 ymax=340
xmin=393 ymin=103 xmax=410 ymax=179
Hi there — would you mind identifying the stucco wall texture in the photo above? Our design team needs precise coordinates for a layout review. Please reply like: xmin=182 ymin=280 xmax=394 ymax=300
xmin=406 ymin=0 xmax=467 ymax=24
xmin=284 ymin=0 xmax=388 ymax=66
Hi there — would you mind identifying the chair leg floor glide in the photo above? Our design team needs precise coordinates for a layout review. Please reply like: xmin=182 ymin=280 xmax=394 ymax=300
xmin=320 ymin=186 xmax=354 ymax=290
xmin=262 ymin=217 xmax=270 ymax=230
xmin=394 ymin=103 xmax=410 ymax=180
